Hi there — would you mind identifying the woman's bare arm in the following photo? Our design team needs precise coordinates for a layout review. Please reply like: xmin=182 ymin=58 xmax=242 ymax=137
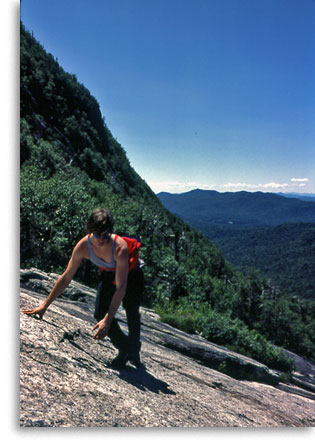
xmin=22 ymin=240 xmax=85 ymax=319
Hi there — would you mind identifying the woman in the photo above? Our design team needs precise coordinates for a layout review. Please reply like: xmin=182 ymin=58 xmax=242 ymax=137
xmin=23 ymin=208 xmax=144 ymax=369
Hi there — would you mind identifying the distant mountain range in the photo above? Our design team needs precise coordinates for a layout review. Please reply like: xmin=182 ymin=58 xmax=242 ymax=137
xmin=277 ymin=193 xmax=315 ymax=202
xmin=158 ymin=189 xmax=315 ymax=301
xmin=158 ymin=189 xmax=315 ymax=228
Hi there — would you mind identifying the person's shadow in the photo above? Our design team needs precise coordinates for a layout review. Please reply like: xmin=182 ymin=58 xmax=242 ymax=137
xmin=114 ymin=366 xmax=176 ymax=395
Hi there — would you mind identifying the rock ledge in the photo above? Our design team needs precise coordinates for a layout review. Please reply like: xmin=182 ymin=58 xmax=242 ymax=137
xmin=20 ymin=269 xmax=315 ymax=427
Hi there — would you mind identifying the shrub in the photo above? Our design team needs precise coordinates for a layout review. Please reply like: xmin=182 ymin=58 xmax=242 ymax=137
xmin=155 ymin=299 xmax=294 ymax=372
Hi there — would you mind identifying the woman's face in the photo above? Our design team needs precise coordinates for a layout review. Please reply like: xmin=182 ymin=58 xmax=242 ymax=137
xmin=92 ymin=231 xmax=111 ymax=246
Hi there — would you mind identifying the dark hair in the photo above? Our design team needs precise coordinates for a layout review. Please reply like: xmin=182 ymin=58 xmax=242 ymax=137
xmin=86 ymin=208 xmax=114 ymax=234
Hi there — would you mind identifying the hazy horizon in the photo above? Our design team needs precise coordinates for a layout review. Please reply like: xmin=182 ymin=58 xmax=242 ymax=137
xmin=156 ymin=188 xmax=315 ymax=196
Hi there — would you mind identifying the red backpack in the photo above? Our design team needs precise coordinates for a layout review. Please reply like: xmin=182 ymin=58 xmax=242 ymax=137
xmin=120 ymin=235 xmax=142 ymax=272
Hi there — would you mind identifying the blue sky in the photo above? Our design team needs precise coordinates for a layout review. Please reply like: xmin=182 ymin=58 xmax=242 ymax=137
xmin=21 ymin=0 xmax=315 ymax=194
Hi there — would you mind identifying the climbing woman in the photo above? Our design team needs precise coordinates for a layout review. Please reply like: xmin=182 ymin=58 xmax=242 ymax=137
xmin=23 ymin=208 xmax=145 ymax=369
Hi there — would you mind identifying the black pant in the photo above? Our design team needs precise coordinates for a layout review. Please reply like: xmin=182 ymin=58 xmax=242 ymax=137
xmin=94 ymin=268 xmax=144 ymax=355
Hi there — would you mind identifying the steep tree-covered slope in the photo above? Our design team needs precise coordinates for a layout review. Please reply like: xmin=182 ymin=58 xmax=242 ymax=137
xmin=203 ymin=223 xmax=315 ymax=302
xmin=20 ymin=23 xmax=314 ymax=366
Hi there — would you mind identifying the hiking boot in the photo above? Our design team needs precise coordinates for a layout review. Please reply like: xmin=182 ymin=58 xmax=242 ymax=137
xmin=110 ymin=351 xmax=129 ymax=368
xmin=129 ymin=352 xmax=146 ymax=369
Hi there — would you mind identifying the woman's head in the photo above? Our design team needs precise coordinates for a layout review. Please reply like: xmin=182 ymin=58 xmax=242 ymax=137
xmin=86 ymin=208 xmax=114 ymax=235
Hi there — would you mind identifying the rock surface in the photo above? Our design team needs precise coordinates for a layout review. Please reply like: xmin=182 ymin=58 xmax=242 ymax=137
xmin=20 ymin=269 xmax=315 ymax=427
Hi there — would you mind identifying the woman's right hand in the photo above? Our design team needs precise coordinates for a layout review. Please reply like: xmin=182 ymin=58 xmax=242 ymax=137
xmin=22 ymin=305 xmax=47 ymax=320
